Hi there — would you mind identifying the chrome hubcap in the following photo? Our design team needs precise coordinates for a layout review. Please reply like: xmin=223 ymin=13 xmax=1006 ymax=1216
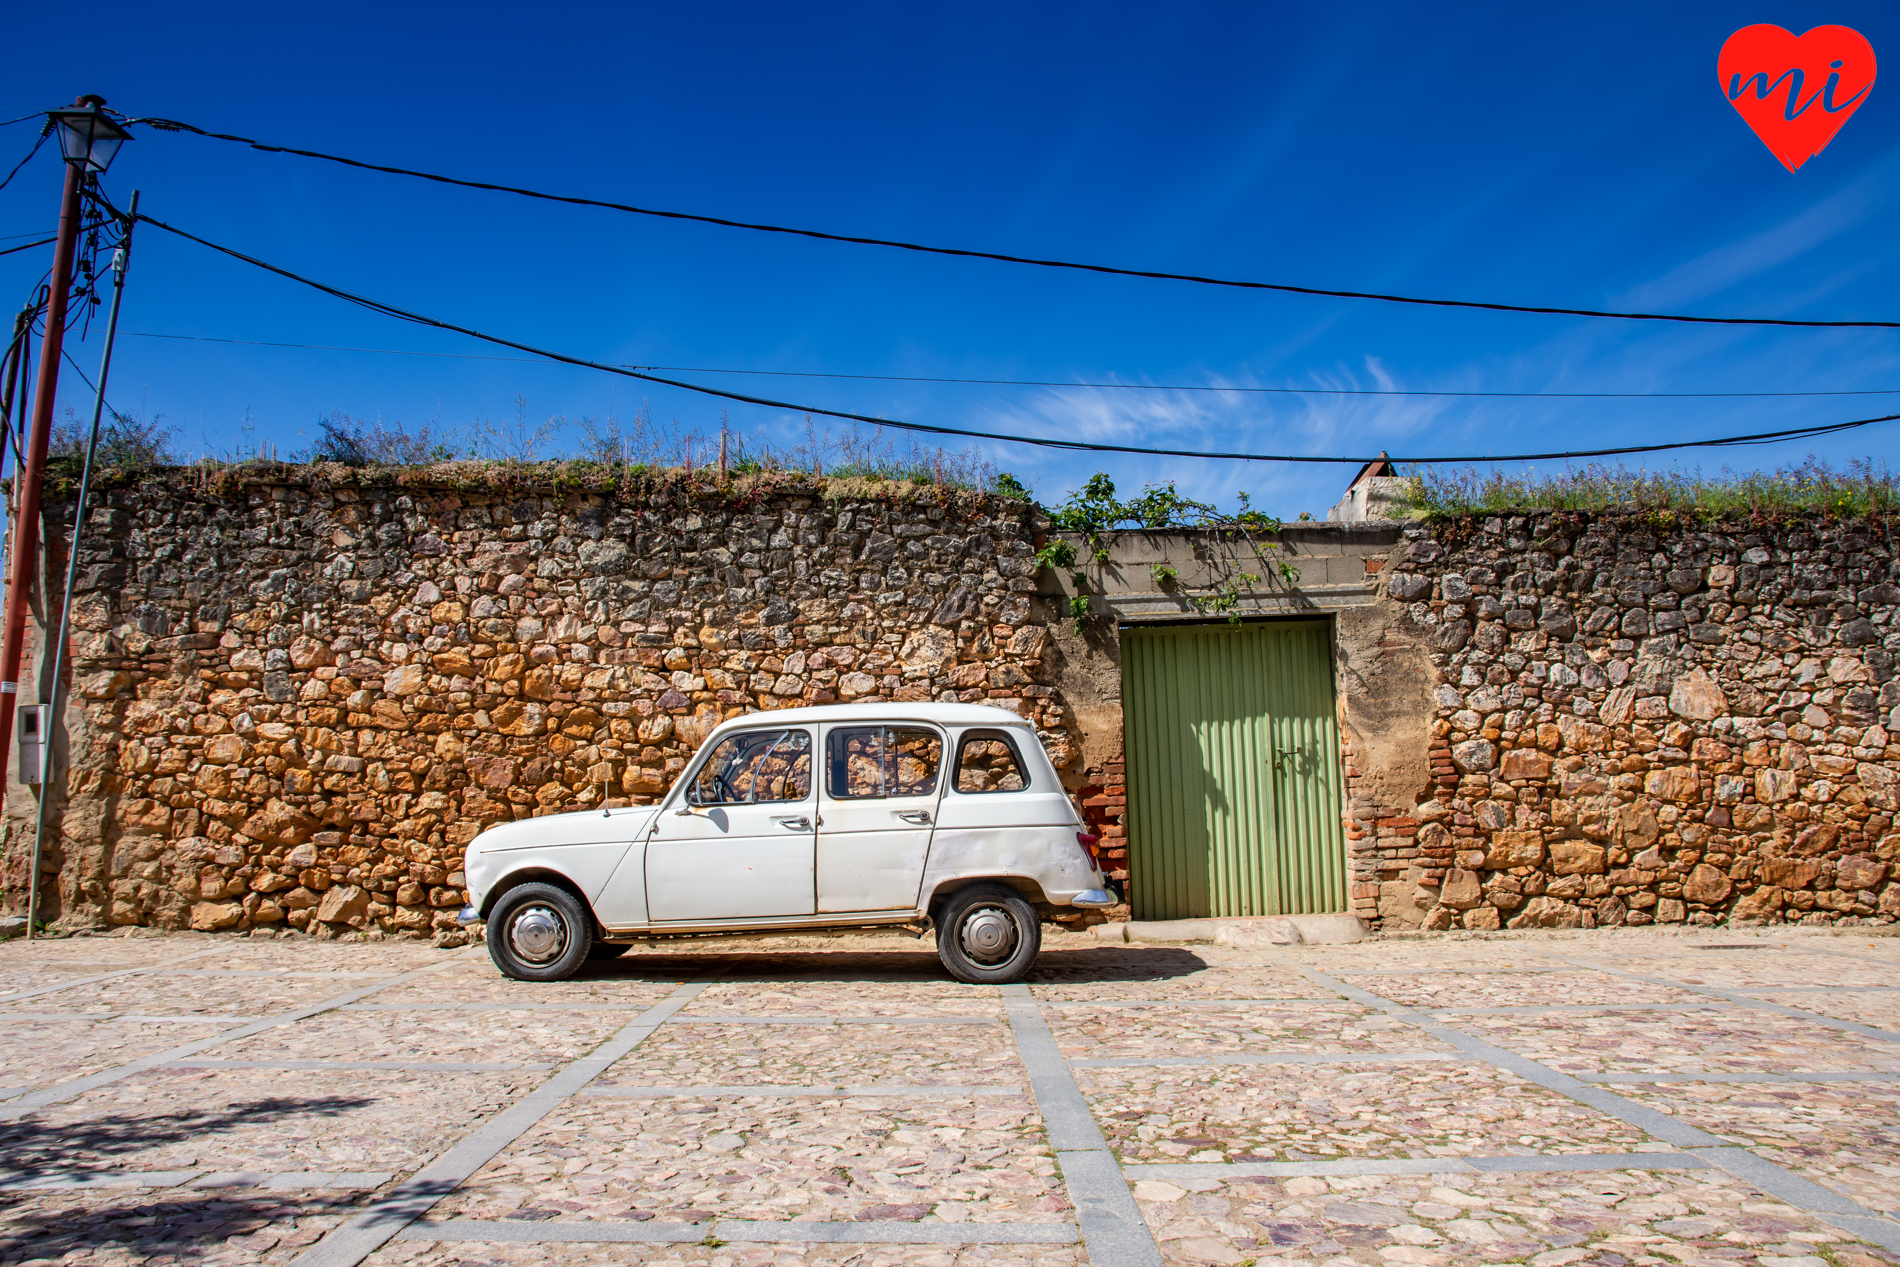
xmin=959 ymin=906 xmax=1017 ymax=963
xmin=509 ymin=905 xmax=567 ymax=964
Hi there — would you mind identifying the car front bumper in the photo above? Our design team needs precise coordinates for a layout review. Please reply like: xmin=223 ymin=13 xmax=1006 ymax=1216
xmin=1069 ymin=889 xmax=1117 ymax=908
xmin=456 ymin=904 xmax=484 ymax=926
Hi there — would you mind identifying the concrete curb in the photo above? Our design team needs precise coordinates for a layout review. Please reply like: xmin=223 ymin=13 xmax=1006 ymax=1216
xmin=1090 ymin=914 xmax=1367 ymax=946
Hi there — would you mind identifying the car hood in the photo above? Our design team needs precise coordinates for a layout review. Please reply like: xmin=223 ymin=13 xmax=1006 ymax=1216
xmin=470 ymin=807 xmax=659 ymax=853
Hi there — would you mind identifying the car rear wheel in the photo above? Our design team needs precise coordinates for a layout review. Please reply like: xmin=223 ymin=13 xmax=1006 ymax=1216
xmin=487 ymin=882 xmax=592 ymax=981
xmin=935 ymin=883 xmax=1041 ymax=984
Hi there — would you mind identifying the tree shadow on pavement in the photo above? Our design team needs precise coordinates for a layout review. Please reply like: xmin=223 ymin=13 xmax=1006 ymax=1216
xmin=0 ymin=1095 xmax=375 ymax=1179
xmin=0 ymin=1188 xmax=359 ymax=1263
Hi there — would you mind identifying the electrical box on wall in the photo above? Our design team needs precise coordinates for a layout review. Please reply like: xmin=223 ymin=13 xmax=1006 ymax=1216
xmin=17 ymin=705 xmax=43 ymax=785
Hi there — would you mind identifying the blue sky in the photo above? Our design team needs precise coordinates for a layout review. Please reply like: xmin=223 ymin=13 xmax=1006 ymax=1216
xmin=2 ymin=2 xmax=1897 ymax=518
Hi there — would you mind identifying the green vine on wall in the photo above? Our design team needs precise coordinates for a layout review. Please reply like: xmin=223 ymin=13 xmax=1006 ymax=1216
xmin=1039 ymin=475 xmax=1298 ymax=629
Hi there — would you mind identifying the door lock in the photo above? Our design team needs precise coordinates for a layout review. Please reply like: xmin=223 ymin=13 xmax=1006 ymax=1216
xmin=775 ymin=816 xmax=812 ymax=830
xmin=896 ymin=810 xmax=932 ymax=824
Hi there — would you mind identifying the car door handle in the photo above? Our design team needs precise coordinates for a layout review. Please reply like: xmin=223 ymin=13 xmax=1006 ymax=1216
xmin=896 ymin=810 xmax=932 ymax=824
xmin=774 ymin=816 xmax=812 ymax=830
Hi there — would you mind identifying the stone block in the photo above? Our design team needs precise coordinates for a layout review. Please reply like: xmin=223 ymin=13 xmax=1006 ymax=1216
xmin=1483 ymin=830 xmax=1545 ymax=869
xmin=1461 ymin=906 xmax=1501 ymax=931
xmin=1644 ymin=766 xmax=1699 ymax=803
xmin=1549 ymin=841 xmax=1607 ymax=875
xmin=1668 ymin=668 xmax=1727 ymax=720
xmin=1756 ymin=768 xmax=1799 ymax=803
xmin=1499 ymin=748 xmax=1552 ymax=781
xmin=1682 ymin=863 xmax=1732 ymax=905
xmin=1507 ymin=896 xmax=1582 ymax=929
xmin=1451 ymin=739 xmax=1496 ymax=774
xmin=189 ymin=901 xmax=243 ymax=931
xmin=1438 ymin=869 xmax=1483 ymax=909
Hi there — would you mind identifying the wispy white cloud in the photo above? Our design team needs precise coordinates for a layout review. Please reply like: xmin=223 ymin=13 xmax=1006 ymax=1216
xmin=1616 ymin=147 xmax=1900 ymax=313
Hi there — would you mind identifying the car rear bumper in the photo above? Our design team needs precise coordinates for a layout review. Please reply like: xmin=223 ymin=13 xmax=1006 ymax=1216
xmin=1068 ymin=889 xmax=1117 ymax=908
xmin=456 ymin=904 xmax=483 ymax=926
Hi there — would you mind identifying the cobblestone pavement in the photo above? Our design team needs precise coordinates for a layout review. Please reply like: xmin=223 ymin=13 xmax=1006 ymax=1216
xmin=6 ymin=929 xmax=1900 ymax=1266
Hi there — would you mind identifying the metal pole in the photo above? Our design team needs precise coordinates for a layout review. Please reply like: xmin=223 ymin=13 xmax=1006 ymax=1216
xmin=0 ymin=108 xmax=88 ymax=822
xmin=27 ymin=193 xmax=134 ymax=939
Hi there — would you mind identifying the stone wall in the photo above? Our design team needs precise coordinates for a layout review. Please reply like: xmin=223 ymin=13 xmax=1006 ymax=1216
xmin=1367 ymin=512 xmax=1900 ymax=931
xmin=6 ymin=468 xmax=1079 ymax=939
xmin=19 ymin=472 xmax=1896 ymax=938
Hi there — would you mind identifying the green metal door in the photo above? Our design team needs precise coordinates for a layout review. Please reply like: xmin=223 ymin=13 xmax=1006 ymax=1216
xmin=1123 ymin=619 xmax=1345 ymax=919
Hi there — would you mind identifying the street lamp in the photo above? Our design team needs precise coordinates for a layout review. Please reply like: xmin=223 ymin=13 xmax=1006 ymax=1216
xmin=48 ymin=96 xmax=130 ymax=174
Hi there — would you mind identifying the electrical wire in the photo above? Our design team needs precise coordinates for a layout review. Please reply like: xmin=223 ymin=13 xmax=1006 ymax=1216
xmin=0 ymin=238 xmax=53 ymax=259
xmin=133 ymin=114 xmax=1900 ymax=332
xmin=130 ymin=210 xmax=1900 ymax=466
xmin=118 ymin=331 xmax=1900 ymax=400
xmin=0 ymin=127 xmax=49 ymax=196
xmin=0 ymin=113 xmax=45 ymax=129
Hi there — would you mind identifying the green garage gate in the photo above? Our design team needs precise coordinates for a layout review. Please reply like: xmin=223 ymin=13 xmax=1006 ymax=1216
xmin=1122 ymin=619 xmax=1347 ymax=920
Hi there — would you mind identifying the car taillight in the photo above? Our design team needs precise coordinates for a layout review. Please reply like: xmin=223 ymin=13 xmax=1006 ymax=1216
xmin=1076 ymin=831 xmax=1101 ymax=868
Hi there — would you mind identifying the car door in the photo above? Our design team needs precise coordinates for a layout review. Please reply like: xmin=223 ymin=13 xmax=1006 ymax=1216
xmin=645 ymin=725 xmax=817 ymax=921
xmin=815 ymin=722 xmax=945 ymax=912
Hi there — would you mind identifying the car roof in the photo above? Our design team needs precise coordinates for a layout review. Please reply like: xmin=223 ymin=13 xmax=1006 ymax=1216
xmin=706 ymin=701 xmax=1033 ymax=733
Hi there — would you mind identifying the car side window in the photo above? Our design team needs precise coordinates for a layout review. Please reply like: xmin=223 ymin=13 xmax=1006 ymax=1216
xmin=688 ymin=729 xmax=813 ymax=805
xmin=954 ymin=729 xmax=1030 ymax=793
xmin=826 ymin=726 xmax=942 ymax=800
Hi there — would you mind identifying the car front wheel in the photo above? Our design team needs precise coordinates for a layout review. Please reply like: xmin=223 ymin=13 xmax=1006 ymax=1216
xmin=487 ymin=882 xmax=592 ymax=981
xmin=935 ymin=883 xmax=1041 ymax=984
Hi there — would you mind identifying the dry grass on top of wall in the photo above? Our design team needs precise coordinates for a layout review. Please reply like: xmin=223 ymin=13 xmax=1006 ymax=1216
xmin=1408 ymin=458 xmax=1900 ymax=522
xmin=57 ymin=457 xmax=1036 ymax=510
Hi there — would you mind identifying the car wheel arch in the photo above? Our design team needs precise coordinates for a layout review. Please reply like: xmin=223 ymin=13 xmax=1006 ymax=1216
xmin=481 ymin=867 xmax=593 ymax=921
xmin=927 ymin=874 xmax=1047 ymax=917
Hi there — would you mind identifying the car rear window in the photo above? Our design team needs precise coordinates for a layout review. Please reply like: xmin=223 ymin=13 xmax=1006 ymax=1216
xmin=954 ymin=729 xmax=1030 ymax=793
xmin=826 ymin=726 xmax=942 ymax=799
xmin=689 ymin=729 xmax=813 ymax=805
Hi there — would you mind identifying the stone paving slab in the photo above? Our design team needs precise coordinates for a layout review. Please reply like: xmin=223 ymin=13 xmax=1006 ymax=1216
xmin=1751 ymin=992 xmax=1900 ymax=1031
xmin=0 ymin=1015 xmax=241 ymax=1093
xmin=366 ymin=965 xmax=687 ymax=1008
xmin=1348 ymin=970 xmax=1709 ymax=1011
xmin=1 ymin=974 xmax=353 ymax=1017
xmin=1045 ymin=1004 xmax=1457 ymax=1061
xmin=1078 ymin=1063 xmax=1657 ymax=1163
xmin=1453 ymin=1010 xmax=1900 ymax=1076
xmin=1615 ymin=1079 xmax=1900 ymax=1217
xmin=367 ymin=1242 xmax=1089 ymax=1266
xmin=429 ymin=1094 xmax=1067 ymax=1225
xmin=1030 ymin=954 xmax=1334 ymax=1003
xmin=681 ymin=981 xmax=1002 ymax=1017
xmin=197 ymin=1008 xmax=631 ymax=1065
xmin=1126 ymin=1166 xmax=1891 ymax=1267
xmin=612 ymin=1022 xmax=1021 ymax=1088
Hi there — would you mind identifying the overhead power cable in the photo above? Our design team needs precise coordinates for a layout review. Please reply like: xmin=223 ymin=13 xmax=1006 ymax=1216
xmin=0 ymin=238 xmax=54 ymax=259
xmin=0 ymin=127 xmax=50 ymax=196
xmin=120 ymin=332 xmax=1900 ymax=400
xmin=131 ymin=211 xmax=1900 ymax=465
xmin=134 ymin=114 xmax=1899 ymax=332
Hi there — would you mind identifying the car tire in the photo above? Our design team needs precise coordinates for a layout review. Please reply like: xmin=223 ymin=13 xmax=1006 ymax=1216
xmin=935 ymin=883 xmax=1041 ymax=984
xmin=487 ymin=882 xmax=592 ymax=982
xmin=588 ymin=940 xmax=633 ymax=960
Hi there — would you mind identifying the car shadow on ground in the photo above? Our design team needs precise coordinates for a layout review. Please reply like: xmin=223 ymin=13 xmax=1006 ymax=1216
xmin=0 ymin=1095 xmax=376 ymax=1179
xmin=573 ymin=946 xmax=1211 ymax=984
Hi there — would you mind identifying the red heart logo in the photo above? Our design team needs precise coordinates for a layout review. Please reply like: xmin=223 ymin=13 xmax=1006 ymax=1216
xmin=1719 ymin=24 xmax=1877 ymax=171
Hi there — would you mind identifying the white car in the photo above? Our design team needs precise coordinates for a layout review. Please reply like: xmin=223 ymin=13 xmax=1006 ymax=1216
xmin=459 ymin=702 xmax=1115 ymax=984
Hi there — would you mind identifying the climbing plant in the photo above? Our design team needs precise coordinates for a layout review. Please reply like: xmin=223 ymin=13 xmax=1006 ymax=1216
xmin=1039 ymin=475 xmax=1297 ymax=628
